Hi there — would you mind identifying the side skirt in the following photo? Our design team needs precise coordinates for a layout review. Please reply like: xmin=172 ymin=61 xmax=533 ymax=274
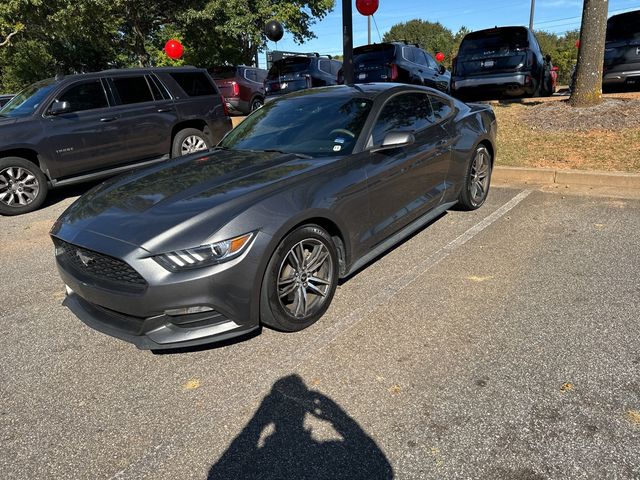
xmin=344 ymin=200 xmax=458 ymax=278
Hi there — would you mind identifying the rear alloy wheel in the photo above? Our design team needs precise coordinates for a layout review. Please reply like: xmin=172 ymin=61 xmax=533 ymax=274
xmin=250 ymin=97 xmax=264 ymax=111
xmin=457 ymin=145 xmax=492 ymax=210
xmin=260 ymin=225 xmax=338 ymax=332
xmin=0 ymin=157 xmax=48 ymax=216
xmin=171 ymin=128 xmax=211 ymax=158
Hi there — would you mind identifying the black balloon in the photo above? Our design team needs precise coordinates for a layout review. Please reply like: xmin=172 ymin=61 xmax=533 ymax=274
xmin=265 ymin=20 xmax=284 ymax=42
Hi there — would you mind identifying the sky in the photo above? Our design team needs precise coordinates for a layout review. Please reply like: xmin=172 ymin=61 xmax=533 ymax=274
xmin=260 ymin=0 xmax=640 ymax=66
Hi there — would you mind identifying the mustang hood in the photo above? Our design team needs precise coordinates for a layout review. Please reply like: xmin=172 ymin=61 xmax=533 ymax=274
xmin=54 ymin=149 xmax=318 ymax=249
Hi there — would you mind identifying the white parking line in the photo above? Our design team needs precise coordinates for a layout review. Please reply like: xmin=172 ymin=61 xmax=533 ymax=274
xmin=283 ymin=189 xmax=533 ymax=368
xmin=110 ymin=189 xmax=532 ymax=479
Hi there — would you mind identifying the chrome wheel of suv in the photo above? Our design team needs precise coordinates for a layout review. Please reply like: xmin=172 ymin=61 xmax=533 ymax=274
xmin=181 ymin=135 xmax=208 ymax=155
xmin=0 ymin=166 xmax=40 ymax=207
xmin=0 ymin=157 xmax=48 ymax=216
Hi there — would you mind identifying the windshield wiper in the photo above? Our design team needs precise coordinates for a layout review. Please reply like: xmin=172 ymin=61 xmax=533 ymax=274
xmin=262 ymin=149 xmax=312 ymax=159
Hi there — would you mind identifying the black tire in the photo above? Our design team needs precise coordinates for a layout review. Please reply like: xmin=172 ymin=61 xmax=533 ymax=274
xmin=260 ymin=225 xmax=339 ymax=332
xmin=250 ymin=96 xmax=264 ymax=111
xmin=0 ymin=157 xmax=48 ymax=216
xmin=171 ymin=128 xmax=211 ymax=158
xmin=457 ymin=145 xmax=492 ymax=211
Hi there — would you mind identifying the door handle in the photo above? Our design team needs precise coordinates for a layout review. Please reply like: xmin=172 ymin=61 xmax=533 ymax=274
xmin=100 ymin=117 xmax=117 ymax=122
xmin=157 ymin=107 xmax=174 ymax=113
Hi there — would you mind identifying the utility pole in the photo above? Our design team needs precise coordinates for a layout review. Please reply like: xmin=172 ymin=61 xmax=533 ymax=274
xmin=342 ymin=0 xmax=354 ymax=84
xmin=529 ymin=0 xmax=535 ymax=30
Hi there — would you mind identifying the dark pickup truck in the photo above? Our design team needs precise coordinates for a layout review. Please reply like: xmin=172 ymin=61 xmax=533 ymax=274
xmin=0 ymin=67 xmax=231 ymax=215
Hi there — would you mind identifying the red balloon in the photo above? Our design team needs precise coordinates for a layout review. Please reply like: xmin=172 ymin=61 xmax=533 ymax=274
xmin=356 ymin=0 xmax=379 ymax=16
xmin=164 ymin=39 xmax=184 ymax=60
xmin=435 ymin=52 xmax=445 ymax=62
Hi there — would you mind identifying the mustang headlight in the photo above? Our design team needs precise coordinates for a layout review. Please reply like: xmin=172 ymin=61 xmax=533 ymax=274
xmin=154 ymin=232 xmax=254 ymax=271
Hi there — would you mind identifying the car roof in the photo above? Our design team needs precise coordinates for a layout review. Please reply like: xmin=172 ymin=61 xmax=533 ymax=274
xmin=278 ymin=83 xmax=444 ymax=101
xmin=54 ymin=66 xmax=206 ymax=83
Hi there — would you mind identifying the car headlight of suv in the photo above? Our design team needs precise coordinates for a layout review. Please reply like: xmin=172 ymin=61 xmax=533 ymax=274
xmin=153 ymin=232 xmax=254 ymax=271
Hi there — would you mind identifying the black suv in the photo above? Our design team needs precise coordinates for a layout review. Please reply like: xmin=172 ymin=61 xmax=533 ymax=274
xmin=0 ymin=67 xmax=231 ymax=215
xmin=264 ymin=55 xmax=342 ymax=98
xmin=603 ymin=9 xmax=640 ymax=91
xmin=451 ymin=26 xmax=552 ymax=99
xmin=341 ymin=42 xmax=451 ymax=93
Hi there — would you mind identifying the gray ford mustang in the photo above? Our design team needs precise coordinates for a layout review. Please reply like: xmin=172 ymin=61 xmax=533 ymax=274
xmin=51 ymin=84 xmax=496 ymax=350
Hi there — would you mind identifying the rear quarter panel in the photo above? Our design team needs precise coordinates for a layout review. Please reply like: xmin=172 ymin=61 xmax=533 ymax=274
xmin=444 ymin=102 xmax=497 ymax=201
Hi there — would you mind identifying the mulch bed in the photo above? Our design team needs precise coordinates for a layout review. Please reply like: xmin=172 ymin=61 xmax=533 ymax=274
xmin=521 ymin=98 xmax=640 ymax=132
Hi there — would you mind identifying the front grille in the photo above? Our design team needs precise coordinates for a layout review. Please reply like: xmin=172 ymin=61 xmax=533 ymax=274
xmin=53 ymin=238 xmax=147 ymax=293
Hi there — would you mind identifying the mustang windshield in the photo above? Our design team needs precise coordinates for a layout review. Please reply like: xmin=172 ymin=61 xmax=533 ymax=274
xmin=0 ymin=79 xmax=57 ymax=118
xmin=220 ymin=93 xmax=373 ymax=157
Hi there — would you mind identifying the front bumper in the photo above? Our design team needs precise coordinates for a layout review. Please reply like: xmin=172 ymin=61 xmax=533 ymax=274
xmin=64 ymin=290 xmax=258 ymax=350
xmin=52 ymin=227 xmax=271 ymax=350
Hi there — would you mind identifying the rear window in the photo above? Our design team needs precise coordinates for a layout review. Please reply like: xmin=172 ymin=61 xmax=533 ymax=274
xmin=606 ymin=10 xmax=640 ymax=43
xmin=169 ymin=72 xmax=217 ymax=96
xmin=354 ymin=44 xmax=396 ymax=66
xmin=209 ymin=67 xmax=237 ymax=79
xmin=459 ymin=27 xmax=530 ymax=56
xmin=267 ymin=58 xmax=311 ymax=79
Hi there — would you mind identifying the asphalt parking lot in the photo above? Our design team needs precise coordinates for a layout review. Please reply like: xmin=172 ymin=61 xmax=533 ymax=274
xmin=1 ymin=184 xmax=639 ymax=479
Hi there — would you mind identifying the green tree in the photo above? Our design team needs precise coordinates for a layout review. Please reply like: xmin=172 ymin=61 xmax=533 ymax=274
xmin=0 ymin=0 xmax=334 ymax=92
xmin=383 ymin=19 xmax=455 ymax=68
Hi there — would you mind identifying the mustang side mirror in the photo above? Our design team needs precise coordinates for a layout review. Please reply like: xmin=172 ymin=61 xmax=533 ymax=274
xmin=49 ymin=100 xmax=71 ymax=115
xmin=371 ymin=131 xmax=415 ymax=153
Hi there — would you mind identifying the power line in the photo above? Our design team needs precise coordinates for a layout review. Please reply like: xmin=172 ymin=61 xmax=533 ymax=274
xmin=372 ymin=14 xmax=383 ymax=42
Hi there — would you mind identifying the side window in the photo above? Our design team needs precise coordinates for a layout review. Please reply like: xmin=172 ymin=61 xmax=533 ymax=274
xmin=318 ymin=59 xmax=332 ymax=74
xmin=430 ymin=95 xmax=453 ymax=121
xmin=169 ymin=72 xmax=217 ymax=96
xmin=424 ymin=53 xmax=439 ymax=69
xmin=414 ymin=49 xmax=428 ymax=66
xmin=402 ymin=46 xmax=415 ymax=63
xmin=371 ymin=93 xmax=434 ymax=146
xmin=111 ymin=76 xmax=154 ymax=104
xmin=148 ymin=74 xmax=172 ymax=100
xmin=245 ymin=69 xmax=257 ymax=82
xmin=331 ymin=61 xmax=341 ymax=76
xmin=56 ymin=80 xmax=108 ymax=113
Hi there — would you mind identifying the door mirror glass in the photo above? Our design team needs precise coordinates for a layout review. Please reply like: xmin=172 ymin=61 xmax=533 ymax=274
xmin=49 ymin=100 xmax=71 ymax=115
xmin=372 ymin=131 xmax=415 ymax=152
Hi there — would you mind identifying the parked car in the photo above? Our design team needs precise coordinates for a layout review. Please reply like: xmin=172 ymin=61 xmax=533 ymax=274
xmin=603 ymin=9 xmax=640 ymax=92
xmin=209 ymin=65 xmax=267 ymax=114
xmin=264 ymin=55 xmax=342 ymax=98
xmin=0 ymin=94 xmax=14 ymax=107
xmin=451 ymin=26 xmax=554 ymax=99
xmin=340 ymin=42 xmax=451 ymax=93
xmin=51 ymin=83 xmax=496 ymax=350
xmin=0 ymin=67 xmax=231 ymax=216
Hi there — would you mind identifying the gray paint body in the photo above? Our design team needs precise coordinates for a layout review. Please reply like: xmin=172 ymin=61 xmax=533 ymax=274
xmin=51 ymin=84 xmax=497 ymax=349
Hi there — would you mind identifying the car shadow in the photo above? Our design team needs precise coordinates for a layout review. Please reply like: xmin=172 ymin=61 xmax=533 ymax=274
xmin=150 ymin=327 xmax=263 ymax=355
xmin=42 ymin=180 xmax=103 ymax=210
xmin=208 ymin=374 xmax=394 ymax=480
xmin=339 ymin=210 xmax=448 ymax=284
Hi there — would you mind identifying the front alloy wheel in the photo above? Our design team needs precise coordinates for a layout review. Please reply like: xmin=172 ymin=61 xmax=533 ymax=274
xmin=261 ymin=225 xmax=338 ymax=332
xmin=181 ymin=135 xmax=208 ymax=155
xmin=0 ymin=157 xmax=48 ymax=216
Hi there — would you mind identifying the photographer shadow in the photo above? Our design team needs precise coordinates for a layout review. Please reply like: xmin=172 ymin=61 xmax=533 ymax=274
xmin=208 ymin=374 xmax=393 ymax=480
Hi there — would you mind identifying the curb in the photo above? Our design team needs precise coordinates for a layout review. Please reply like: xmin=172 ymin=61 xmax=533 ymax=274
xmin=493 ymin=166 xmax=640 ymax=190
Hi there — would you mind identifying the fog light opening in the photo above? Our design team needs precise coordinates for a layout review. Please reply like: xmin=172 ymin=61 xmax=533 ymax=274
xmin=164 ymin=306 xmax=214 ymax=316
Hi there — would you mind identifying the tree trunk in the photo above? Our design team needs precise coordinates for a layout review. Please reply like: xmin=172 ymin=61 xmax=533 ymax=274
xmin=569 ymin=0 xmax=609 ymax=107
